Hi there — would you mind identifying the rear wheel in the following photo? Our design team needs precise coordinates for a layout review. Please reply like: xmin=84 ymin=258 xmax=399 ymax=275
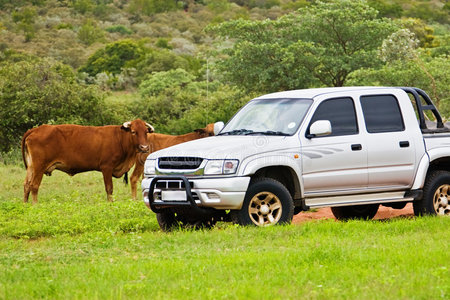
xmin=414 ymin=170 xmax=450 ymax=216
xmin=331 ymin=204 xmax=379 ymax=220
xmin=231 ymin=178 xmax=294 ymax=226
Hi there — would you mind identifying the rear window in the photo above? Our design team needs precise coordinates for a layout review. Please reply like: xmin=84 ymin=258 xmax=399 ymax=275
xmin=360 ymin=95 xmax=405 ymax=133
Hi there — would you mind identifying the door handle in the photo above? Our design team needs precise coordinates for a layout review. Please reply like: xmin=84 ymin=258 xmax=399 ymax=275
xmin=399 ymin=141 xmax=410 ymax=148
xmin=351 ymin=144 xmax=362 ymax=151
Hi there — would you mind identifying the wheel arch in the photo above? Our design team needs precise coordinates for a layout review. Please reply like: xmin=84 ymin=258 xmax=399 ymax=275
xmin=412 ymin=151 xmax=450 ymax=189
xmin=249 ymin=165 xmax=302 ymax=200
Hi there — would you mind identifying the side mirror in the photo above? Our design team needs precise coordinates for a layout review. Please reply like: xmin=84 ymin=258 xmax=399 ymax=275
xmin=307 ymin=120 xmax=332 ymax=139
xmin=214 ymin=121 xmax=225 ymax=135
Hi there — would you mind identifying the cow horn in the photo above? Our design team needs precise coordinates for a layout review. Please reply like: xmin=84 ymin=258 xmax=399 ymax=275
xmin=122 ymin=121 xmax=131 ymax=128
xmin=145 ymin=123 xmax=155 ymax=133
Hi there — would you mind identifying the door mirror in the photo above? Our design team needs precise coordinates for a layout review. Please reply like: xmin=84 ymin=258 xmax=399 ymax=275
xmin=307 ymin=120 xmax=332 ymax=138
xmin=214 ymin=121 xmax=225 ymax=135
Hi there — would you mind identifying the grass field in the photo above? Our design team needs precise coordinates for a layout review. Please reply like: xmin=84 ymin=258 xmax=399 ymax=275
xmin=0 ymin=164 xmax=449 ymax=299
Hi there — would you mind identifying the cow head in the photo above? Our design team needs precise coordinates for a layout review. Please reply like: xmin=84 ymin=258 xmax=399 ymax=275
xmin=122 ymin=119 xmax=154 ymax=153
xmin=194 ymin=123 xmax=215 ymax=138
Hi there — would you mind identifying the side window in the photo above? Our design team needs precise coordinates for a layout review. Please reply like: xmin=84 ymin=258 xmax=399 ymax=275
xmin=360 ymin=95 xmax=405 ymax=133
xmin=308 ymin=97 xmax=358 ymax=137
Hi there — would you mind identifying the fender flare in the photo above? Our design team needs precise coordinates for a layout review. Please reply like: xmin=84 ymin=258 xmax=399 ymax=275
xmin=239 ymin=155 xmax=304 ymax=198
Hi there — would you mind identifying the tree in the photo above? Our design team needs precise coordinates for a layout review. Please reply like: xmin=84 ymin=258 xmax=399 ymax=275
xmin=209 ymin=0 xmax=397 ymax=92
xmin=79 ymin=40 xmax=145 ymax=76
xmin=0 ymin=58 xmax=108 ymax=152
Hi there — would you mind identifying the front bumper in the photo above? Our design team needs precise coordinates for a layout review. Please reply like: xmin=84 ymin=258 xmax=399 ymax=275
xmin=142 ymin=175 xmax=251 ymax=211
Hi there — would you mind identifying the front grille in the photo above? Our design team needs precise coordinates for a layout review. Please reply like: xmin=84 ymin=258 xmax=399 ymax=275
xmin=158 ymin=157 xmax=203 ymax=170
xmin=155 ymin=180 xmax=194 ymax=189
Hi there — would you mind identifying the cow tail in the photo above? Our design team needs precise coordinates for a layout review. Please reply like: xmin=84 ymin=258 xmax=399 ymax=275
xmin=123 ymin=172 xmax=129 ymax=185
xmin=21 ymin=129 xmax=32 ymax=169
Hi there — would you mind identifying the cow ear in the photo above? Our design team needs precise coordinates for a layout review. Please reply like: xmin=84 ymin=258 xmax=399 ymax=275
xmin=121 ymin=121 xmax=131 ymax=131
xmin=194 ymin=128 xmax=206 ymax=134
xmin=145 ymin=123 xmax=155 ymax=133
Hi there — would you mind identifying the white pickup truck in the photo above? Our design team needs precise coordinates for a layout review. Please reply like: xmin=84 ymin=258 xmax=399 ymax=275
xmin=142 ymin=87 xmax=450 ymax=230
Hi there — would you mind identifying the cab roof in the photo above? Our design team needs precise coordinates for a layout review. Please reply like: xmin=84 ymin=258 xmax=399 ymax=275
xmin=254 ymin=86 xmax=394 ymax=100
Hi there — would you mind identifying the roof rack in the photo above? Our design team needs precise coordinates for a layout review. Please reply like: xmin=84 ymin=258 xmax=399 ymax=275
xmin=400 ymin=87 xmax=448 ymax=133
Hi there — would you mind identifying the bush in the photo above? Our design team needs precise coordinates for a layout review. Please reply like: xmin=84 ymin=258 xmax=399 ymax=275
xmin=79 ymin=39 xmax=145 ymax=76
xmin=132 ymin=80 xmax=249 ymax=134
xmin=0 ymin=57 xmax=112 ymax=153
xmin=139 ymin=68 xmax=194 ymax=96
xmin=77 ymin=19 xmax=104 ymax=45
xmin=105 ymin=25 xmax=133 ymax=35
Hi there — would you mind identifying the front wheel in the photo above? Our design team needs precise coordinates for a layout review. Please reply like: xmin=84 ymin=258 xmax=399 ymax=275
xmin=331 ymin=204 xmax=379 ymax=220
xmin=156 ymin=210 xmax=217 ymax=231
xmin=231 ymin=178 xmax=294 ymax=226
xmin=414 ymin=170 xmax=450 ymax=216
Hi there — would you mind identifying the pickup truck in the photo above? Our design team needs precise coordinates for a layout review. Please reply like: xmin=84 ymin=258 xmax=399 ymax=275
xmin=141 ymin=87 xmax=450 ymax=230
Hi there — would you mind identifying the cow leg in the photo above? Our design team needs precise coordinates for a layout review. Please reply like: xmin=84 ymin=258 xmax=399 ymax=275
xmin=23 ymin=167 xmax=33 ymax=203
xmin=130 ymin=162 xmax=144 ymax=200
xmin=30 ymin=170 xmax=44 ymax=205
xmin=102 ymin=170 xmax=114 ymax=202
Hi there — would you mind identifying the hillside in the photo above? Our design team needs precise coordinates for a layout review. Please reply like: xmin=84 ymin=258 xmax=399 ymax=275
xmin=0 ymin=0 xmax=449 ymax=155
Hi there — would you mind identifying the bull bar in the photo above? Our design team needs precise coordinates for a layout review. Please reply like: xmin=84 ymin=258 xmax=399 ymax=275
xmin=148 ymin=175 xmax=207 ymax=214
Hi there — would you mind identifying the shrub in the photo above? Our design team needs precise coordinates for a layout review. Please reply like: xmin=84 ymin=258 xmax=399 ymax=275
xmin=139 ymin=68 xmax=194 ymax=96
xmin=79 ymin=39 xmax=145 ymax=76
xmin=105 ymin=25 xmax=133 ymax=35
xmin=0 ymin=57 xmax=111 ymax=152
xmin=77 ymin=19 xmax=104 ymax=45
xmin=128 ymin=0 xmax=180 ymax=16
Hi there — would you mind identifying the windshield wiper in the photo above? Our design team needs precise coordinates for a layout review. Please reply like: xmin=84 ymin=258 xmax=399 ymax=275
xmin=217 ymin=129 xmax=254 ymax=136
xmin=245 ymin=131 xmax=290 ymax=136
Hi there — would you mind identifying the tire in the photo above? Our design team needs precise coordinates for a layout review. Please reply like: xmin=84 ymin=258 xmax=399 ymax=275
xmin=413 ymin=170 xmax=450 ymax=216
xmin=156 ymin=210 xmax=217 ymax=231
xmin=331 ymin=204 xmax=379 ymax=221
xmin=156 ymin=210 xmax=179 ymax=232
xmin=231 ymin=178 xmax=294 ymax=226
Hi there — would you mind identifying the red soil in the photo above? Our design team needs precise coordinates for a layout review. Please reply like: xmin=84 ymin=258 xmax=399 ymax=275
xmin=292 ymin=203 xmax=415 ymax=223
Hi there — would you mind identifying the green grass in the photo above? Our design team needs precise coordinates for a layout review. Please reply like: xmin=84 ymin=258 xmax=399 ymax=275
xmin=0 ymin=164 xmax=449 ymax=299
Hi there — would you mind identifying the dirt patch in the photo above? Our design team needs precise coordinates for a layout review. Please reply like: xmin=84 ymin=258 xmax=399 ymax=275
xmin=293 ymin=203 xmax=414 ymax=223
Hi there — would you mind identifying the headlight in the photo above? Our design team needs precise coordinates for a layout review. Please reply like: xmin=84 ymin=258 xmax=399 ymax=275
xmin=144 ymin=159 xmax=156 ymax=175
xmin=204 ymin=159 xmax=239 ymax=175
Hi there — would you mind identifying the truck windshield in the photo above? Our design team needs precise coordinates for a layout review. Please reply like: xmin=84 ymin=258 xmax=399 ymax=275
xmin=219 ymin=98 xmax=313 ymax=136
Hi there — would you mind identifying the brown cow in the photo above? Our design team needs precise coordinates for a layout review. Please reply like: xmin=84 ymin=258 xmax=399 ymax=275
xmin=130 ymin=123 xmax=215 ymax=199
xmin=22 ymin=119 xmax=154 ymax=203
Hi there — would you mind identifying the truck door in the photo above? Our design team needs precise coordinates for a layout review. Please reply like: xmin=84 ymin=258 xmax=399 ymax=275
xmin=300 ymin=97 xmax=368 ymax=195
xmin=360 ymin=94 xmax=417 ymax=188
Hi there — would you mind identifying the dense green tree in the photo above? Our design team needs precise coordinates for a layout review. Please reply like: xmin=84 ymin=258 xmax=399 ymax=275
xmin=0 ymin=58 xmax=108 ymax=152
xmin=209 ymin=0 xmax=397 ymax=92
xmin=132 ymin=80 xmax=248 ymax=134
xmin=79 ymin=40 xmax=145 ymax=76
xmin=139 ymin=68 xmax=194 ymax=96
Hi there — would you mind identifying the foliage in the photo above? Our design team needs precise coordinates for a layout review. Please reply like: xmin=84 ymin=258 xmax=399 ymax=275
xmin=79 ymin=39 xmax=145 ymax=76
xmin=400 ymin=18 xmax=439 ymax=48
xmin=77 ymin=19 xmax=104 ymax=45
xmin=209 ymin=0 xmax=397 ymax=92
xmin=132 ymin=80 xmax=248 ymax=134
xmin=347 ymin=56 xmax=450 ymax=117
xmin=0 ymin=57 xmax=109 ymax=152
xmin=105 ymin=24 xmax=133 ymax=35
xmin=134 ymin=48 xmax=202 ymax=81
xmin=139 ymin=68 xmax=194 ymax=96
xmin=367 ymin=0 xmax=403 ymax=18
xmin=379 ymin=29 xmax=419 ymax=62
xmin=128 ymin=0 xmax=181 ymax=16
xmin=11 ymin=6 xmax=37 ymax=42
